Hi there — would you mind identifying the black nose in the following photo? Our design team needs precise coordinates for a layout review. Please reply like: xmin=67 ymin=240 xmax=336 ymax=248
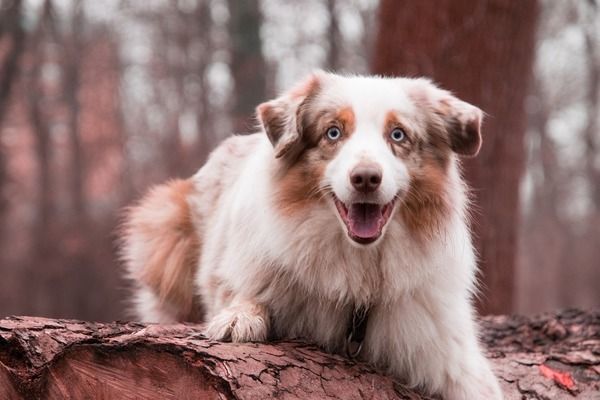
xmin=350 ymin=164 xmax=382 ymax=193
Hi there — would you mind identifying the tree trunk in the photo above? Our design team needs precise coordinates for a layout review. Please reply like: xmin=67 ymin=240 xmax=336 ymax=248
xmin=371 ymin=0 xmax=539 ymax=315
xmin=63 ymin=2 xmax=86 ymax=223
xmin=0 ymin=0 xmax=25 ymax=126
xmin=0 ymin=310 xmax=597 ymax=399
xmin=582 ymin=10 xmax=600 ymax=211
xmin=227 ymin=0 xmax=267 ymax=134
xmin=26 ymin=0 xmax=56 ymax=255
xmin=326 ymin=0 xmax=342 ymax=71
xmin=194 ymin=0 xmax=214 ymax=165
xmin=0 ymin=0 xmax=25 ymax=225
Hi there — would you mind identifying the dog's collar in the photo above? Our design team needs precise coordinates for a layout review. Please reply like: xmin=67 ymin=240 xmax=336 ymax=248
xmin=346 ymin=305 xmax=370 ymax=359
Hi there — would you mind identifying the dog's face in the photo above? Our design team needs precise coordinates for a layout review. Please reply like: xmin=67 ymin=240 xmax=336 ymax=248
xmin=257 ymin=72 xmax=482 ymax=246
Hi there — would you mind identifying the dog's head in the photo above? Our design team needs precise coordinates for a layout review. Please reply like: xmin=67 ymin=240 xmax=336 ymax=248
xmin=257 ymin=72 xmax=482 ymax=246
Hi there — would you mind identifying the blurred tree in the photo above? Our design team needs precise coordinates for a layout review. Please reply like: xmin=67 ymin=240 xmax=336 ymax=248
xmin=326 ymin=0 xmax=342 ymax=71
xmin=63 ymin=2 xmax=86 ymax=222
xmin=26 ymin=0 xmax=57 ymax=255
xmin=227 ymin=0 xmax=266 ymax=133
xmin=582 ymin=6 xmax=600 ymax=214
xmin=0 ymin=0 xmax=25 ymax=216
xmin=518 ymin=0 xmax=600 ymax=313
xmin=372 ymin=0 xmax=539 ymax=314
xmin=571 ymin=2 xmax=600 ymax=307
xmin=194 ymin=0 xmax=215 ymax=165
xmin=0 ymin=0 xmax=25 ymax=126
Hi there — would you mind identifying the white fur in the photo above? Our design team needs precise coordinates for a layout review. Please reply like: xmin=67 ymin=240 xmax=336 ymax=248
xmin=129 ymin=73 xmax=502 ymax=399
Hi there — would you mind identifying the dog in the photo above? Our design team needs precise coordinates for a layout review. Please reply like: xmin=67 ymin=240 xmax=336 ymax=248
xmin=120 ymin=71 xmax=502 ymax=399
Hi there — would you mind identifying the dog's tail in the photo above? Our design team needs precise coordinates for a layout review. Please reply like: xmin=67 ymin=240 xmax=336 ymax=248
xmin=119 ymin=179 xmax=201 ymax=322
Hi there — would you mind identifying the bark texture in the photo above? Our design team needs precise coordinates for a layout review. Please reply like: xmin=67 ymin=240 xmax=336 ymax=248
xmin=0 ymin=310 xmax=598 ymax=399
xmin=372 ymin=0 xmax=539 ymax=315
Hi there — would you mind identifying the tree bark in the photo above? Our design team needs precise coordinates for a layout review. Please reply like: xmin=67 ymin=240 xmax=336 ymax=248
xmin=0 ymin=310 xmax=597 ymax=399
xmin=371 ymin=0 xmax=539 ymax=315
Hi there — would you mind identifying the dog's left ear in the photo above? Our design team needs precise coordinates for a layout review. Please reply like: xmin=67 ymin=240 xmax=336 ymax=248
xmin=256 ymin=72 xmax=322 ymax=159
xmin=411 ymin=80 xmax=483 ymax=157
xmin=437 ymin=94 xmax=483 ymax=157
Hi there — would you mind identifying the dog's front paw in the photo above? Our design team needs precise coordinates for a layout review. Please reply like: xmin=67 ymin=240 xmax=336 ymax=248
xmin=444 ymin=362 xmax=503 ymax=400
xmin=205 ymin=302 xmax=269 ymax=342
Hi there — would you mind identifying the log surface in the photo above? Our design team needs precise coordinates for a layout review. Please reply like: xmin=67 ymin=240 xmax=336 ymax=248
xmin=0 ymin=310 xmax=598 ymax=399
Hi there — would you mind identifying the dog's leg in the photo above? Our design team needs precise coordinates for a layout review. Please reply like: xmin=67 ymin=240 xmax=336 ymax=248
xmin=205 ymin=297 xmax=269 ymax=342
xmin=441 ymin=351 xmax=503 ymax=400
xmin=369 ymin=296 xmax=502 ymax=400
xmin=132 ymin=285 xmax=180 ymax=323
xmin=435 ymin=305 xmax=503 ymax=400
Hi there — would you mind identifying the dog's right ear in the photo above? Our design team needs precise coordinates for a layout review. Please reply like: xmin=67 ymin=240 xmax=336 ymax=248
xmin=256 ymin=72 xmax=322 ymax=159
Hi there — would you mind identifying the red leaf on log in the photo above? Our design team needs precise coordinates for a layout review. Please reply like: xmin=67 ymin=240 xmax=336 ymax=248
xmin=539 ymin=363 xmax=576 ymax=391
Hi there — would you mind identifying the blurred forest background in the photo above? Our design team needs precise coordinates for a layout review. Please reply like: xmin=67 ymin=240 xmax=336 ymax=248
xmin=0 ymin=0 xmax=598 ymax=321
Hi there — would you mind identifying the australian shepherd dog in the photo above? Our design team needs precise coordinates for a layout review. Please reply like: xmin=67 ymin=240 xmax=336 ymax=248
xmin=120 ymin=72 xmax=502 ymax=399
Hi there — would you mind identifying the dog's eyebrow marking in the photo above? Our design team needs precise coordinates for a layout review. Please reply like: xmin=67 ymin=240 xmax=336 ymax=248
xmin=383 ymin=110 xmax=412 ymax=133
xmin=336 ymin=106 xmax=356 ymax=136
xmin=303 ymin=105 xmax=356 ymax=145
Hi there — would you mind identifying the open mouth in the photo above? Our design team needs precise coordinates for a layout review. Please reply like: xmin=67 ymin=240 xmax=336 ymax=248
xmin=333 ymin=197 xmax=396 ymax=244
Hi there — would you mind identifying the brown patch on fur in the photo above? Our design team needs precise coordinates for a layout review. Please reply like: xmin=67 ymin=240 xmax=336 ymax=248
xmin=275 ymin=105 xmax=357 ymax=216
xmin=405 ymin=90 xmax=457 ymax=169
xmin=257 ymin=103 xmax=289 ymax=155
xmin=399 ymin=160 xmax=450 ymax=239
xmin=299 ymin=105 xmax=356 ymax=145
xmin=257 ymin=74 xmax=322 ymax=158
xmin=389 ymin=92 xmax=455 ymax=238
xmin=421 ymin=116 xmax=453 ymax=170
xmin=275 ymin=153 xmax=327 ymax=216
xmin=383 ymin=110 xmax=414 ymax=157
xmin=336 ymin=106 xmax=356 ymax=136
xmin=124 ymin=179 xmax=201 ymax=320
xmin=437 ymin=98 xmax=482 ymax=156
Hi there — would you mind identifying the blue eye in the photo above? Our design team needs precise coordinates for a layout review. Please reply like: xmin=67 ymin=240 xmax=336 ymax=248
xmin=326 ymin=126 xmax=342 ymax=141
xmin=390 ymin=128 xmax=406 ymax=142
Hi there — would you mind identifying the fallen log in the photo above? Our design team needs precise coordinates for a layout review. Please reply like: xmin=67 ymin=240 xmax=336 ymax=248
xmin=0 ymin=310 xmax=598 ymax=399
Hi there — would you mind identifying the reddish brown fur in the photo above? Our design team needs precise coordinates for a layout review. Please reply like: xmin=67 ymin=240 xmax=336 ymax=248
xmin=258 ymin=74 xmax=322 ymax=158
xmin=383 ymin=110 xmax=415 ymax=157
xmin=124 ymin=179 xmax=201 ymax=319
xmin=399 ymin=161 xmax=450 ymax=240
xmin=275 ymin=105 xmax=357 ymax=216
xmin=382 ymin=110 xmax=453 ymax=240
xmin=275 ymin=158 xmax=327 ymax=216
xmin=275 ymin=102 xmax=453 ymax=235
xmin=336 ymin=106 xmax=356 ymax=136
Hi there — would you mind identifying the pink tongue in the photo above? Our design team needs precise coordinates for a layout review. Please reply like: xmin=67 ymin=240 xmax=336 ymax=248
xmin=348 ymin=203 xmax=382 ymax=238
